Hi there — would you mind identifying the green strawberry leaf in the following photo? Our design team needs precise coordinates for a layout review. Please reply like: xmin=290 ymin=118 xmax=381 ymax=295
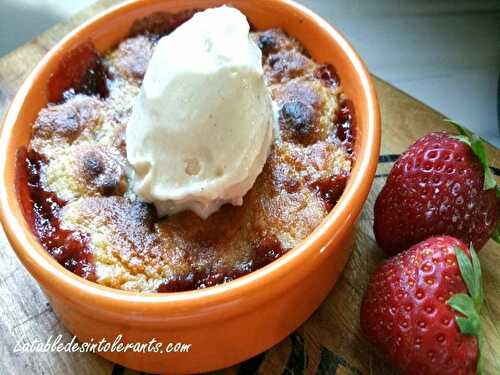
xmin=448 ymin=293 xmax=476 ymax=320
xmin=449 ymin=120 xmax=472 ymax=138
xmin=452 ymin=134 xmax=471 ymax=146
xmin=454 ymin=246 xmax=479 ymax=306
xmin=448 ymin=245 xmax=484 ymax=375
xmin=493 ymin=222 xmax=500 ymax=244
xmin=456 ymin=314 xmax=481 ymax=336
xmin=483 ymin=166 xmax=497 ymax=191
xmin=445 ymin=119 xmax=497 ymax=191
xmin=470 ymin=245 xmax=484 ymax=310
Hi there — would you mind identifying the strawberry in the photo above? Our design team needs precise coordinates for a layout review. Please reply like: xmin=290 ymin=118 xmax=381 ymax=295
xmin=360 ymin=236 xmax=484 ymax=375
xmin=374 ymin=122 xmax=498 ymax=255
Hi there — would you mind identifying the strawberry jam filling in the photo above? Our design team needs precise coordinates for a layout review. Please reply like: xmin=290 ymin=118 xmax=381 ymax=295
xmin=335 ymin=99 xmax=355 ymax=155
xmin=48 ymin=41 xmax=109 ymax=103
xmin=16 ymin=148 xmax=95 ymax=280
xmin=158 ymin=235 xmax=285 ymax=292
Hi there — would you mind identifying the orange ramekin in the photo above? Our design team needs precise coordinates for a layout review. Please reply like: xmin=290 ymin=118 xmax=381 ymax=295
xmin=0 ymin=0 xmax=380 ymax=373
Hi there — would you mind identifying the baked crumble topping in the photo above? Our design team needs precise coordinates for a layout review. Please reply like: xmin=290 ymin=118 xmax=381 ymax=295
xmin=18 ymin=11 xmax=355 ymax=293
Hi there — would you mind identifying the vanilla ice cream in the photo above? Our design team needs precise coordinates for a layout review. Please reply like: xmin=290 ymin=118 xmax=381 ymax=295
xmin=126 ymin=6 xmax=275 ymax=219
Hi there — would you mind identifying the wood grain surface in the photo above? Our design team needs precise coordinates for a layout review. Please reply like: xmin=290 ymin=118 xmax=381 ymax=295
xmin=0 ymin=1 xmax=498 ymax=374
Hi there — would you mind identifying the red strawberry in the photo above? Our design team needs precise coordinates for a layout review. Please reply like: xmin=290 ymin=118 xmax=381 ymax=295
xmin=374 ymin=122 xmax=498 ymax=255
xmin=360 ymin=236 xmax=483 ymax=375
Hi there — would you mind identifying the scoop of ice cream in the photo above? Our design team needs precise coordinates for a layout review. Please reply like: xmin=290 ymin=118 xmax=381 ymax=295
xmin=126 ymin=6 xmax=275 ymax=219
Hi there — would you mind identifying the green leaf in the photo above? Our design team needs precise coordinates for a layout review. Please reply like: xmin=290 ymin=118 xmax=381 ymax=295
xmin=482 ymin=160 xmax=497 ymax=190
xmin=493 ymin=222 xmax=500 ymax=244
xmin=451 ymin=134 xmax=471 ymax=146
xmin=469 ymin=134 xmax=487 ymax=164
xmin=445 ymin=119 xmax=470 ymax=137
xmin=445 ymin=119 xmax=497 ymax=191
xmin=448 ymin=293 xmax=476 ymax=317
xmin=454 ymin=247 xmax=477 ymax=302
xmin=455 ymin=315 xmax=481 ymax=336
xmin=470 ymin=245 xmax=484 ymax=310
xmin=477 ymin=335 xmax=485 ymax=375
xmin=448 ymin=294 xmax=480 ymax=335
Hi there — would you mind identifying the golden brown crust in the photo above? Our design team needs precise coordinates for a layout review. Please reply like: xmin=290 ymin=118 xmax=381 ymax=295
xmin=107 ymin=35 xmax=154 ymax=82
xmin=252 ymin=29 xmax=303 ymax=58
xmin=33 ymin=95 xmax=102 ymax=142
xmin=265 ymin=50 xmax=316 ymax=85
xmin=27 ymin=26 xmax=353 ymax=292
xmin=79 ymin=146 xmax=128 ymax=196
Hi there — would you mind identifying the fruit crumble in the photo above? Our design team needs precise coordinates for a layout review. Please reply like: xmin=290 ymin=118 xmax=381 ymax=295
xmin=18 ymin=10 xmax=355 ymax=293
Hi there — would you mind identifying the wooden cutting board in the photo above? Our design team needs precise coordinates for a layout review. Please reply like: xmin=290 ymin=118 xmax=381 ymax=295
xmin=0 ymin=1 xmax=498 ymax=374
